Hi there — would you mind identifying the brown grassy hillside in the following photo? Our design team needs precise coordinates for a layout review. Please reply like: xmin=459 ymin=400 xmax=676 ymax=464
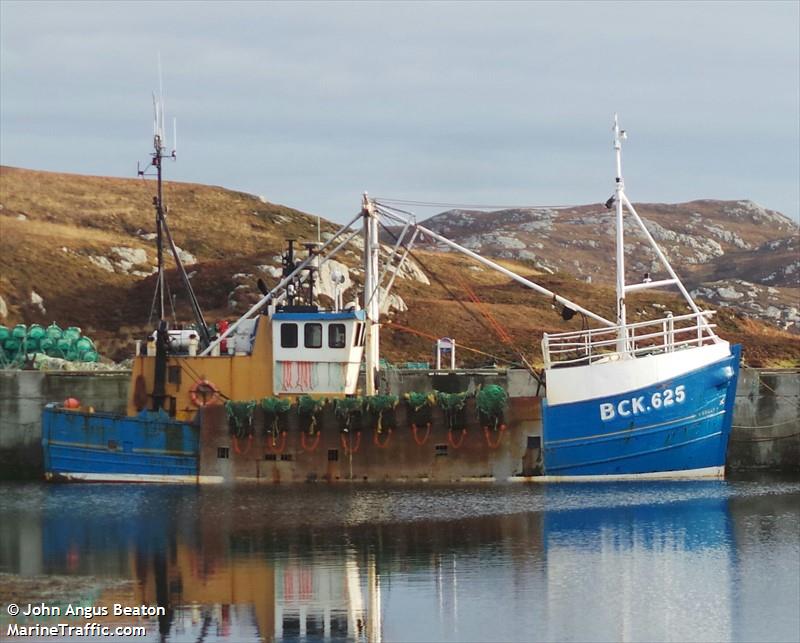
xmin=1 ymin=166 xmax=797 ymax=368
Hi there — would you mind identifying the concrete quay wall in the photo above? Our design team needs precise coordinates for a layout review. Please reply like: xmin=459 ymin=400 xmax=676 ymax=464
xmin=0 ymin=367 xmax=797 ymax=479
xmin=728 ymin=369 xmax=799 ymax=471
xmin=0 ymin=371 xmax=129 ymax=478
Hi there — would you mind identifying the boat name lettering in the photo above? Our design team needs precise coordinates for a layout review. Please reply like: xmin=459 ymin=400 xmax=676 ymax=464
xmin=599 ymin=385 xmax=685 ymax=421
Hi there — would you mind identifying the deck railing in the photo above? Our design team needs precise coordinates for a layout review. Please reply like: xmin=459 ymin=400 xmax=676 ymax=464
xmin=542 ymin=311 xmax=719 ymax=369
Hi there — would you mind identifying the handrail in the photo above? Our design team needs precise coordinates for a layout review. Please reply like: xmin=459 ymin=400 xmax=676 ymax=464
xmin=542 ymin=311 xmax=719 ymax=369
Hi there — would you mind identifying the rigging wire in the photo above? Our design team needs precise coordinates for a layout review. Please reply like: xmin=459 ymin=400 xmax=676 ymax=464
xmin=384 ymin=321 xmax=522 ymax=368
xmin=376 ymin=218 xmax=544 ymax=383
xmin=373 ymin=197 xmax=578 ymax=211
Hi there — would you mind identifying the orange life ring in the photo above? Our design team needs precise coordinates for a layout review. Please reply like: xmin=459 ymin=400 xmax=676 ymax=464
xmin=189 ymin=379 xmax=219 ymax=407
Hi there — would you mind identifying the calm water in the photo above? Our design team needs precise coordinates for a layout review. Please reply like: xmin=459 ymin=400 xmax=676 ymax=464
xmin=0 ymin=478 xmax=798 ymax=643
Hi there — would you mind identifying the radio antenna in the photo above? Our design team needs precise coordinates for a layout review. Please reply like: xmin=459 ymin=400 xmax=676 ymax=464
xmin=138 ymin=62 xmax=210 ymax=349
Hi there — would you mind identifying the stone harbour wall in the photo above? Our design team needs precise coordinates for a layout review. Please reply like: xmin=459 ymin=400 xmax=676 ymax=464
xmin=727 ymin=369 xmax=800 ymax=471
xmin=0 ymin=371 xmax=129 ymax=478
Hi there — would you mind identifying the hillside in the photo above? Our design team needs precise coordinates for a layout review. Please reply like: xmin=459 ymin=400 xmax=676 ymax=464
xmin=1 ymin=165 xmax=798 ymax=368
xmin=417 ymin=201 xmax=799 ymax=332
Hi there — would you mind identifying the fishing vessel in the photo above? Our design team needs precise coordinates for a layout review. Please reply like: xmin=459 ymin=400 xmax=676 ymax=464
xmin=41 ymin=114 xmax=740 ymax=482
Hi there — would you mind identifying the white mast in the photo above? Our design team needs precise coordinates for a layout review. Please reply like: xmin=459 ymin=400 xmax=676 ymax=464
xmin=362 ymin=193 xmax=381 ymax=395
xmin=613 ymin=114 xmax=629 ymax=354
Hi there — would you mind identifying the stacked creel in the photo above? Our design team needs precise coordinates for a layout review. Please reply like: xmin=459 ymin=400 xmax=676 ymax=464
xmin=0 ymin=322 xmax=100 ymax=366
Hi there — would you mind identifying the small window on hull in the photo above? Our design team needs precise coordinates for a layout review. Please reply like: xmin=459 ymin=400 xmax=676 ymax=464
xmin=305 ymin=323 xmax=322 ymax=348
xmin=329 ymin=323 xmax=346 ymax=348
xmin=280 ymin=323 xmax=298 ymax=348
xmin=217 ymin=447 xmax=230 ymax=459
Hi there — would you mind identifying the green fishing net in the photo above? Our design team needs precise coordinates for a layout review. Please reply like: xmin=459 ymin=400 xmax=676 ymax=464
xmin=405 ymin=391 xmax=434 ymax=412
xmin=366 ymin=395 xmax=398 ymax=433
xmin=225 ymin=400 xmax=256 ymax=437
xmin=476 ymin=385 xmax=507 ymax=416
xmin=297 ymin=395 xmax=326 ymax=434
xmin=476 ymin=384 xmax=507 ymax=430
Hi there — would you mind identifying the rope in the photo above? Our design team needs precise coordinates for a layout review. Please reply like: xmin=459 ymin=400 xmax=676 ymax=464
xmin=232 ymin=434 xmax=253 ymax=455
xmin=377 ymin=219 xmax=529 ymax=369
xmin=732 ymin=418 xmax=798 ymax=429
xmin=412 ymin=422 xmax=432 ymax=446
xmin=373 ymin=198 xmax=576 ymax=211
xmin=301 ymin=431 xmax=321 ymax=452
xmin=341 ymin=431 xmax=362 ymax=454
xmin=484 ymin=425 xmax=506 ymax=449
xmin=730 ymin=431 xmax=800 ymax=443
xmin=265 ymin=431 xmax=287 ymax=454
xmin=448 ymin=428 xmax=467 ymax=449
xmin=386 ymin=321 xmax=520 ymax=366
xmin=374 ymin=428 xmax=393 ymax=448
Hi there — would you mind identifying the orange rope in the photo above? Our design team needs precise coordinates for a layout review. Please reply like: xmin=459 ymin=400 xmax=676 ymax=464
xmin=301 ymin=431 xmax=321 ymax=452
xmin=456 ymin=275 xmax=514 ymax=345
xmin=385 ymin=321 xmax=519 ymax=366
xmin=374 ymin=428 xmax=393 ymax=448
xmin=265 ymin=431 xmax=287 ymax=454
xmin=484 ymin=425 xmax=506 ymax=449
xmin=232 ymin=434 xmax=253 ymax=455
xmin=448 ymin=428 xmax=467 ymax=449
xmin=341 ymin=431 xmax=362 ymax=454
xmin=412 ymin=422 xmax=431 ymax=446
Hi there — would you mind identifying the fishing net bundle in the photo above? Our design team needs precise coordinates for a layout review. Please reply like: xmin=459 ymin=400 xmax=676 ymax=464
xmin=405 ymin=391 xmax=435 ymax=428
xmin=225 ymin=400 xmax=257 ymax=438
xmin=476 ymin=384 xmax=508 ymax=431
xmin=297 ymin=395 xmax=326 ymax=435
xmin=436 ymin=390 xmax=470 ymax=431
xmin=365 ymin=394 xmax=399 ymax=433
xmin=334 ymin=397 xmax=364 ymax=432
xmin=260 ymin=397 xmax=292 ymax=437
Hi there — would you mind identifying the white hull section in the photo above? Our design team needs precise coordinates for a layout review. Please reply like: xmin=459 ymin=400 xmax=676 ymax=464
xmin=510 ymin=465 xmax=725 ymax=483
xmin=546 ymin=341 xmax=731 ymax=406
xmin=45 ymin=472 xmax=225 ymax=484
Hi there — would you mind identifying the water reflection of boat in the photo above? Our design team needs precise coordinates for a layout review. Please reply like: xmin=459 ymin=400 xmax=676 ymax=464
xmin=542 ymin=486 xmax=735 ymax=642
xmin=10 ymin=484 xmax=788 ymax=642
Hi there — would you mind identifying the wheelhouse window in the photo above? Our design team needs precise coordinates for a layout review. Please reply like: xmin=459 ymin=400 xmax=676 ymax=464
xmin=354 ymin=322 xmax=366 ymax=347
xmin=329 ymin=323 xmax=346 ymax=349
xmin=280 ymin=323 xmax=298 ymax=348
xmin=304 ymin=323 xmax=323 ymax=348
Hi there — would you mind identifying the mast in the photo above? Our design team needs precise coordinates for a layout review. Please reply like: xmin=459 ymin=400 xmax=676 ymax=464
xmin=612 ymin=114 xmax=628 ymax=354
xmin=139 ymin=85 xmax=212 ymax=348
xmin=362 ymin=193 xmax=381 ymax=395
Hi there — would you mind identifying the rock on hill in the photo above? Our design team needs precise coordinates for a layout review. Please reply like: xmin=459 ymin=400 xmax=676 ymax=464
xmin=418 ymin=200 xmax=799 ymax=332
xmin=1 ymin=166 xmax=798 ymax=367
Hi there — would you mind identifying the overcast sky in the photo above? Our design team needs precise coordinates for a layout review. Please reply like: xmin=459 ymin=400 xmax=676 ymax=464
xmin=2 ymin=1 xmax=798 ymax=223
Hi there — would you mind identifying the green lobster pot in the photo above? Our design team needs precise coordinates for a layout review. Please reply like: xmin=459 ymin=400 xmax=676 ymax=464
xmin=4 ymin=338 xmax=21 ymax=353
xmin=75 ymin=336 xmax=95 ymax=352
xmin=11 ymin=324 xmax=27 ymax=340
xmin=63 ymin=327 xmax=82 ymax=342
xmin=80 ymin=350 xmax=99 ymax=363
xmin=25 ymin=337 xmax=40 ymax=352
xmin=65 ymin=348 xmax=79 ymax=362
xmin=0 ymin=326 xmax=9 ymax=343
xmin=39 ymin=337 xmax=55 ymax=353
xmin=46 ymin=323 xmax=63 ymax=340
xmin=46 ymin=343 xmax=62 ymax=357
xmin=56 ymin=338 xmax=72 ymax=354
xmin=27 ymin=324 xmax=46 ymax=340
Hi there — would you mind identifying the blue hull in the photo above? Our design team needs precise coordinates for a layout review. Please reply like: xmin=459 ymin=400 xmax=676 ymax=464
xmin=541 ymin=345 xmax=741 ymax=477
xmin=42 ymin=406 xmax=199 ymax=481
